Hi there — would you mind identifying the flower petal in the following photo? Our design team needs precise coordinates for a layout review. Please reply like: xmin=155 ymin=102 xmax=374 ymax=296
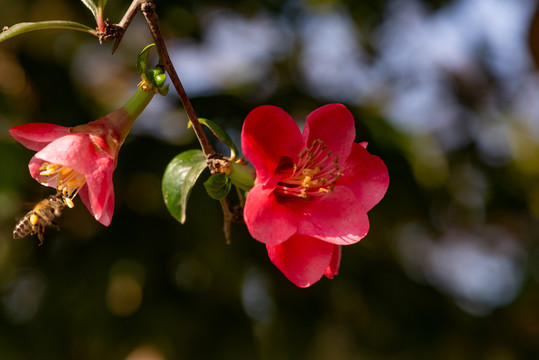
xmin=243 ymin=185 xmax=297 ymax=245
xmin=242 ymin=105 xmax=303 ymax=186
xmin=324 ymin=245 xmax=341 ymax=279
xmin=74 ymin=140 xmax=115 ymax=226
xmin=340 ymin=143 xmax=389 ymax=212
xmin=9 ymin=123 xmax=71 ymax=151
xmin=291 ymin=186 xmax=370 ymax=245
xmin=33 ymin=134 xmax=96 ymax=175
xmin=267 ymin=234 xmax=337 ymax=287
xmin=79 ymin=160 xmax=115 ymax=226
xmin=302 ymin=104 xmax=355 ymax=160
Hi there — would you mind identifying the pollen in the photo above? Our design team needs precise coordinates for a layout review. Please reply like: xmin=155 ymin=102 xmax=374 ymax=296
xmin=275 ymin=139 xmax=343 ymax=200
xmin=38 ymin=163 xmax=86 ymax=206
xmin=64 ymin=197 xmax=75 ymax=209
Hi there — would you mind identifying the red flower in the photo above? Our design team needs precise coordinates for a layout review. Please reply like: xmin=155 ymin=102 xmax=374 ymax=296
xmin=241 ymin=104 xmax=389 ymax=287
xmin=9 ymin=109 xmax=133 ymax=226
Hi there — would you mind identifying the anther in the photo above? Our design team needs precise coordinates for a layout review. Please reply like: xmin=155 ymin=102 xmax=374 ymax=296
xmin=275 ymin=138 xmax=342 ymax=200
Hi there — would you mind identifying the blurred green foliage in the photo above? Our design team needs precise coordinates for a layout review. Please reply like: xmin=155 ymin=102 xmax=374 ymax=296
xmin=1 ymin=0 xmax=539 ymax=359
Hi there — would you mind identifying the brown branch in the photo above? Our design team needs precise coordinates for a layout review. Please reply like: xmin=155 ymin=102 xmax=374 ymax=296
xmin=140 ymin=0 xmax=216 ymax=158
xmin=219 ymin=198 xmax=233 ymax=245
xmin=104 ymin=0 xmax=142 ymax=52
xmin=107 ymin=0 xmax=216 ymax=158
xmin=107 ymin=0 xmax=234 ymax=242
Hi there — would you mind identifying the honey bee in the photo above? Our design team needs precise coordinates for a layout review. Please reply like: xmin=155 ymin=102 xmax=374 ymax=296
xmin=13 ymin=193 xmax=66 ymax=245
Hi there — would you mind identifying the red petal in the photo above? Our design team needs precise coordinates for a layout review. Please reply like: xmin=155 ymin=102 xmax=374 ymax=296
xmin=340 ymin=143 xmax=389 ymax=212
xmin=241 ymin=106 xmax=303 ymax=186
xmin=291 ymin=186 xmax=370 ymax=245
xmin=324 ymin=245 xmax=341 ymax=279
xmin=243 ymin=185 xmax=297 ymax=245
xmin=302 ymin=104 xmax=355 ymax=160
xmin=9 ymin=123 xmax=70 ymax=151
xmin=80 ymin=158 xmax=115 ymax=226
xmin=267 ymin=235 xmax=337 ymax=287
xmin=33 ymin=134 xmax=95 ymax=175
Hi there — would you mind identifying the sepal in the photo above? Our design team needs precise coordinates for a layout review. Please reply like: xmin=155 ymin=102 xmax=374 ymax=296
xmin=228 ymin=163 xmax=255 ymax=191
xmin=204 ymin=173 xmax=232 ymax=200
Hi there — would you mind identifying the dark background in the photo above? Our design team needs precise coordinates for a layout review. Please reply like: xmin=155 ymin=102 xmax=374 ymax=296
xmin=1 ymin=0 xmax=539 ymax=359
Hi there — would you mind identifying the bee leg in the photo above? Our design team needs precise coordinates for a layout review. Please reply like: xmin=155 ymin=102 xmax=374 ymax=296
xmin=29 ymin=224 xmax=39 ymax=236
xmin=37 ymin=227 xmax=45 ymax=246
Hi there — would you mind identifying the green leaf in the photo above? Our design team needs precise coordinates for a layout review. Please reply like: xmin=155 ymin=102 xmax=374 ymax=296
xmin=137 ymin=43 xmax=156 ymax=75
xmin=80 ymin=0 xmax=99 ymax=21
xmin=99 ymin=0 xmax=108 ymax=11
xmin=193 ymin=118 xmax=239 ymax=159
xmin=203 ymin=173 xmax=232 ymax=200
xmin=0 ymin=21 xmax=96 ymax=43
xmin=162 ymin=149 xmax=207 ymax=224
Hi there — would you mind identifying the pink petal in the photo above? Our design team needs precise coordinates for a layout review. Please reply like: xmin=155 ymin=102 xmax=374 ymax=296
xmin=9 ymin=123 xmax=71 ymax=151
xmin=76 ymin=142 xmax=115 ymax=226
xmin=243 ymin=185 xmax=297 ymax=245
xmin=28 ymin=157 xmax=51 ymax=186
xmin=291 ymin=186 xmax=370 ymax=245
xmin=340 ymin=143 xmax=389 ymax=212
xmin=302 ymin=104 xmax=355 ymax=160
xmin=29 ymin=135 xmax=92 ymax=193
xmin=267 ymin=234 xmax=337 ymax=287
xmin=33 ymin=134 xmax=97 ymax=175
xmin=324 ymin=245 xmax=341 ymax=279
xmin=242 ymin=106 xmax=303 ymax=186
xmin=79 ymin=162 xmax=115 ymax=226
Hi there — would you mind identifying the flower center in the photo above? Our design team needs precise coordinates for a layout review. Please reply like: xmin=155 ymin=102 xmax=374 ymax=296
xmin=38 ymin=163 xmax=87 ymax=208
xmin=275 ymin=139 xmax=343 ymax=200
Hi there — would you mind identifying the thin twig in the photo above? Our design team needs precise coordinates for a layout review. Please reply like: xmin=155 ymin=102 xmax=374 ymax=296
xmin=107 ymin=0 xmax=142 ymax=53
xmin=140 ymin=0 xmax=216 ymax=158
xmin=106 ymin=0 xmax=235 ymax=243
xmin=219 ymin=198 xmax=233 ymax=245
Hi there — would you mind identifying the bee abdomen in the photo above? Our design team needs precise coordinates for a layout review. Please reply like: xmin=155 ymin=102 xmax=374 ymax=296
xmin=13 ymin=216 xmax=33 ymax=239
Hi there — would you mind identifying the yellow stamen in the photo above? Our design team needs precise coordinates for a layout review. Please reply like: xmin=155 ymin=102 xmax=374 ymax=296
xmin=275 ymin=139 xmax=342 ymax=200
xmin=38 ymin=162 xmax=86 ymax=206
xmin=64 ymin=197 xmax=75 ymax=208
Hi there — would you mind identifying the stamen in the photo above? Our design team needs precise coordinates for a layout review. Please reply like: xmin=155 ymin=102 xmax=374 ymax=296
xmin=275 ymin=139 xmax=342 ymax=200
xmin=64 ymin=197 xmax=75 ymax=209
xmin=38 ymin=162 xmax=86 ymax=206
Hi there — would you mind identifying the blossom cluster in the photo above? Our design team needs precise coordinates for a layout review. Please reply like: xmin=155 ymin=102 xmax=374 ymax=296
xmin=10 ymin=92 xmax=387 ymax=287
xmin=5 ymin=0 xmax=388 ymax=290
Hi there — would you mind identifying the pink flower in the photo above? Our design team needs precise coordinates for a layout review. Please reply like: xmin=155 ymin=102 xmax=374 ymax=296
xmin=241 ymin=104 xmax=389 ymax=287
xmin=9 ymin=108 xmax=134 ymax=226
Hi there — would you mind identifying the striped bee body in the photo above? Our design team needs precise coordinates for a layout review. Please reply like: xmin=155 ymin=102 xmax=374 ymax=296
xmin=13 ymin=194 xmax=66 ymax=245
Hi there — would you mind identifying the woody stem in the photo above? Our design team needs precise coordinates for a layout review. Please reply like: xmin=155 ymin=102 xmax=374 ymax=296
xmin=110 ymin=0 xmax=216 ymax=158
xmin=139 ymin=1 xmax=216 ymax=158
